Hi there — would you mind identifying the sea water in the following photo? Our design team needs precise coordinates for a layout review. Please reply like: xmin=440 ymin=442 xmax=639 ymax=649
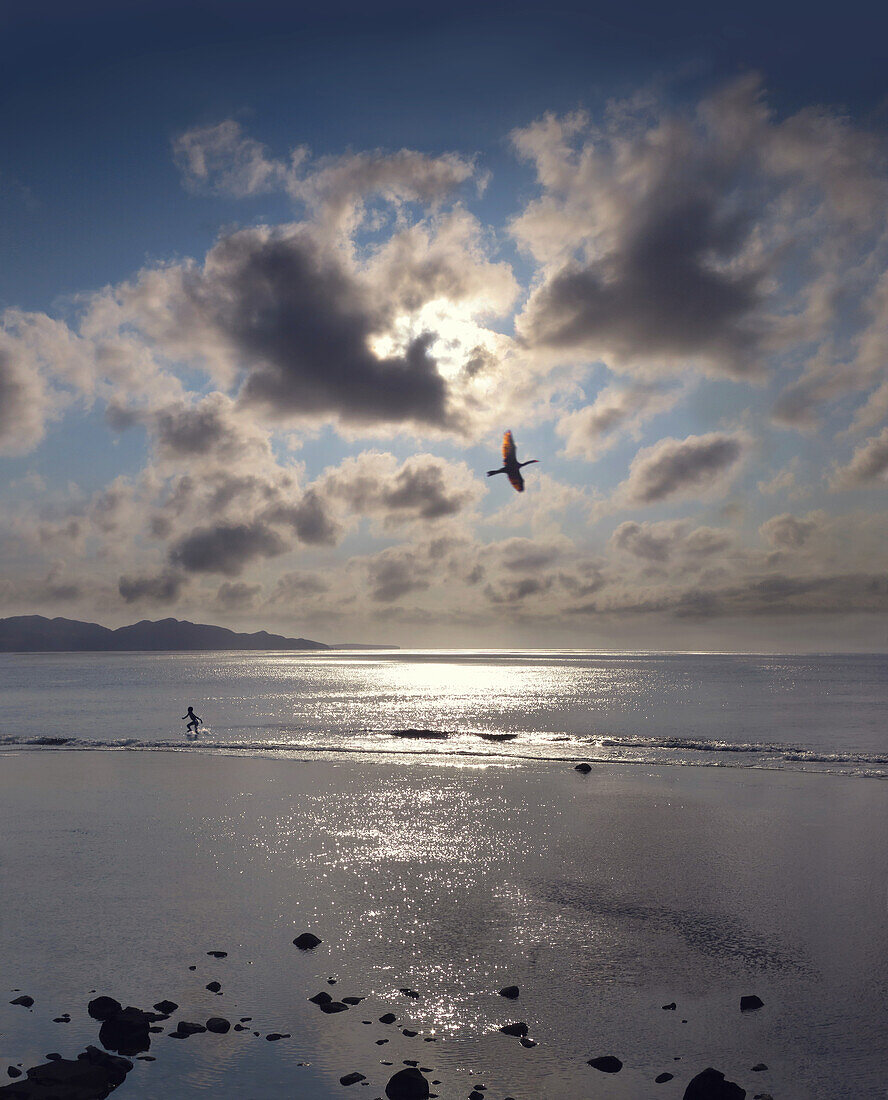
xmin=0 ymin=650 xmax=886 ymax=778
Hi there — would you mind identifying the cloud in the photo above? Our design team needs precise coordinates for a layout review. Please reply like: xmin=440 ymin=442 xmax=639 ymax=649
xmin=215 ymin=580 xmax=262 ymax=609
xmin=557 ymin=382 xmax=683 ymax=460
xmin=829 ymin=427 xmax=888 ymax=489
xmin=172 ymin=120 xmax=289 ymax=197
xmin=364 ymin=546 xmax=431 ymax=603
xmin=611 ymin=520 xmax=732 ymax=563
xmin=272 ymin=571 xmax=330 ymax=600
xmin=618 ymin=432 xmax=747 ymax=506
xmin=263 ymin=489 xmax=342 ymax=546
xmin=118 ymin=568 xmax=187 ymax=604
xmin=759 ymin=512 xmax=821 ymax=549
xmin=168 ymin=521 xmax=288 ymax=576
xmin=0 ymin=328 xmax=61 ymax=455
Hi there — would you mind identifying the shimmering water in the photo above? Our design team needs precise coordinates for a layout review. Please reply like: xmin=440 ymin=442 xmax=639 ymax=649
xmin=1 ymin=650 xmax=886 ymax=777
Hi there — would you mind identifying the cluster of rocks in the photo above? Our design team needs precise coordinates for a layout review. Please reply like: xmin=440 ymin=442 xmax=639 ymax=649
xmin=3 ymin=932 xmax=773 ymax=1099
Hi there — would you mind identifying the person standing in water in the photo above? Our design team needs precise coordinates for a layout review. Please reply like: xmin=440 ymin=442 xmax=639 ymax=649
xmin=182 ymin=706 xmax=202 ymax=736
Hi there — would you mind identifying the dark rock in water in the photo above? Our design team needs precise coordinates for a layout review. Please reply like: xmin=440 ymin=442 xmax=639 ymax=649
xmin=98 ymin=1008 xmax=153 ymax=1056
xmin=753 ymin=1094 xmax=774 ymax=1100
xmin=588 ymin=1056 xmax=622 ymax=1073
xmin=293 ymin=933 xmax=322 ymax=950
xmin=342 ymin=996 xmax=364 ymax=1005
xmin=188 ymin=966 xmax=196 ymax=971
xmin=399 ymin=988 xmax=420 ymax=999
xmin=327 ymin=977 xmax=337 ymax=985
xmin=265 ymin=1033 xmax=289 ymax=1041
xmin=740 ymin=995 xmax=763 ymax=1013
xmin=0 ymin=1045 xmax=132 ymax=1099
xmin=574 ymin=763 xmax=592 ymax=773
xmin=469 ymin=1091 xmax=485 ymax=1100
xmin=206 ymin=951 xmax=227 ymax=958
xmin=205 ymin=982 xmax=221 ymax=993
xmin=340 ymin=1072 xmax=366 ymax=1085
xmin=518 ymin=1037 xmax=537 ymax=1048
xmin=52 ymin=1016 xmax=70 ymax=1023
xmin=205 ymin=1017 xmax=230 ymax=1034
xmin=750 ymin=1064 xmax=767 ymax=1071
xmin=683 ymin=1067 xmax=746 ymax=1099
xmin=656 ymin=1072 xmax=674 ymax=1083
xmin=385 ymin=1067 xmax=430 ymax=1099
xmin=153 ymin=1001 xmax=177 ymax=1015
xmin=498 ymin=986 xmax=520 ymax=999
xmin=663 ymin=1002 xmax=677 ymax=1010
xmin=402 ymin=1029 xmax=418 ymax=1037
xmin=6 ymin=1070 xmax=22 ymax=1079
xmin=391 ymin=729 xmax=449 ymax=740
xmin=379 ymin=1013 xmax=397 ymax=1024
xmin=480 ymin=734 xmax=517 ymax=742
xmin=319 ymin=1001 xmax=349 ymax=1014
xmin=135 ymin=1056 xmax=155 ymax=1062
xmin=233 ymin=1024 xmax=247 ymax=1032
xmin=499 ymin=1022 xmax=528 ymax=1037
xmin=309 ymin=992 xmax=332 ymax=1005
xmin=9 ymin=997 xmax=34 ymax=1009
xmin=147 ymin=1028 xmax=162 ymax=1034
xmin=168 ymin=1022 xmax=207 ymax=1040
xmin=87 ymin=998 xmax=121 ymax=1021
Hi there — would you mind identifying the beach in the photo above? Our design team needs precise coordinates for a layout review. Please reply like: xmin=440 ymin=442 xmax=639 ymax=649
xmin=2 ymin=748 xmax=886 ymax=1098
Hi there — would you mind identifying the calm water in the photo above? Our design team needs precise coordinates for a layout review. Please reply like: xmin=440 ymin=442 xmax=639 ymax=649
xmin=1 ymin=650 xmax=886 ymax=778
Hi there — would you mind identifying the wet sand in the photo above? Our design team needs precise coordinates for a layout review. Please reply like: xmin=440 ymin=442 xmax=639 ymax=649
xmin=1 ymin=749 xmax=886 ymax=1098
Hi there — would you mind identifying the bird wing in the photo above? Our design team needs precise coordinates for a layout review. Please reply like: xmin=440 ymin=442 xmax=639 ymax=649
xmin=507 ymin=468 xmax=525 ymax=492
xmin=502 ymin=430 xmax=517 ymax=465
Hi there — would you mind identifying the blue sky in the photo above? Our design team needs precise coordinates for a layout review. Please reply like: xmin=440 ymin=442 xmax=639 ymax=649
xmin=2 ymin=0 xmax=887 ymax=648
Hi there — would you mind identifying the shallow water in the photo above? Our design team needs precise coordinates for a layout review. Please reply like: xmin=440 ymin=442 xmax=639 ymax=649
xmin=1 ymin=752 xmax=886 ymax=1099
xmin=1 ymin=650 xmax=887 ymax=778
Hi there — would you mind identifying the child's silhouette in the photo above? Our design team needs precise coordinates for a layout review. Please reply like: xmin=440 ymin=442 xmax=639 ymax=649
xmin=182 ymin=706 xmax=202 ymax=737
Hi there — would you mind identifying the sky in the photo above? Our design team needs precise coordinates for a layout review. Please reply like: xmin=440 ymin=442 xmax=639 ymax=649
xmin=1 ymin=0 xmax=888 ymax=649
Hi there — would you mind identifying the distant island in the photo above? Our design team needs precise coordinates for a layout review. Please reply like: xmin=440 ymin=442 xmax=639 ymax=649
xmin=0 ymin=615 xmax=396 ymax=653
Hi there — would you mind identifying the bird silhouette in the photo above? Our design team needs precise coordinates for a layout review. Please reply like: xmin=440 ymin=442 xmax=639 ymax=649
xmin=487 ymin=430 xmax=538 ymax=492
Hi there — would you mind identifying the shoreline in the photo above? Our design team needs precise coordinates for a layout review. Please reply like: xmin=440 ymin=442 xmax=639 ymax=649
xmin=2 ymin=751 xmax=886 ymax=1098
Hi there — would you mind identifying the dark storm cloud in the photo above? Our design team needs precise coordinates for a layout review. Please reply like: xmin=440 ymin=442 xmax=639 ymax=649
xmin=118 ymin=568 xmax=186 ymax=604
xmin=168 ymin=521 xmax=287 ymax=576
xmin=263 ymin=489 xmax=342 ymax=545
xmin=521 ymin=197 xmax=764 ymax=373
xmin=175 ymin=228 xmax=450 ymax=427
xmin=620 ymin=433 xmax=746 ymax=505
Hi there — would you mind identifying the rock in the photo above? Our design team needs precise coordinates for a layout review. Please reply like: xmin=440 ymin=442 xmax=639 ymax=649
xmin=340 ymin=1072 xmax=367 ymax=1085
xmin=385 ymin=1067 xmax=430 ymax=1100
xmin=740 ymin=995 xmax=763 ymax=1013
xmin=153 ymin=1000 xmax=178 ymax=1015
xmin=682 ymin=1067 xmax=746 ymax=1099
xmin=656 ymin=1072 xmax=674 ymax=1083
xmin=265 ymin=1033 xmax=289 ymax=1041
xmin=0 ymin=1045 xmax=132 ymax=1099
xmin=499 ymin=1022 xmax=528 ymax=1037
xmin=574 ymin=762 xmax=592 ymax=773
xmin=379 ymin=1013 xmax=397 ymax=1024
xmin=342 ymin=996 xmax=364 ymax=1005
xmin=399 ymin=988 xmax=420 ymax=999
xmin=293 ymin=933 xmax=321 ymax=950
xmin=9 ymin=997 xmax=34 ymax=1009
xmin=87 ymin=997 xmax=121 ymax=1021
xmin=205 ymin=982 xmax=221 ymax=993
xmin=233 ymin=1024 xmax=247 ymax=1031
xmin=319 ymin=1001 xmax=349 ymax=1014
xmin=206 ymin=951 xmax=227 ymax=958
xmin=498 ymin=986 xmax=520 ymax=999
xmin=402 ymin=1029 xmax=418 ymax=1037
xmin=168 ymin=1021 xmax=207 ymax=1039
xmin=188 ymin=966 xmax=196 ymax=971
xmin=469 ymin=1092 xmax=484 ymax=1100
xmin=662 ymin=1002 xmax=677 ymax=1010
xmin=751 ymin=1064 xmax=767 ymax=1071
xmin=518 ymin=1037 xmax=537 ymax=1048
xmin=205 ymin=1017 xmax=230 ymax=1034
xmin=6 ymin=1068 xmax=22 ymax=1078
xmin=588 ymin=1056 xmax=622 ymax=1073
xmin=309 ymin=992 xmax=332 ymax=1005
xmin=98 ymin=1007 xmax=153 ymax=1056
xmin=753 ymin=1094 xmax=774 ymax=1099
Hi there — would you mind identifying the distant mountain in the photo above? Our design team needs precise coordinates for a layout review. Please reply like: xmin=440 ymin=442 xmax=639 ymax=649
xmin=0 ymin=616 xmax=330 ymax=652
xmin=331 ymin=643 xmax=400 ymax=650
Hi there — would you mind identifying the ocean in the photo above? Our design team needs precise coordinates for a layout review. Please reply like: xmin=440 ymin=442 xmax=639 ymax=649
xmin=1 ymin=650 xmax=886 ymax=779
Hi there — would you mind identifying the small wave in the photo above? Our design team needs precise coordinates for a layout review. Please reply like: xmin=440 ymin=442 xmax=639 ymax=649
xmin=590 ymin=734 xmax=787 ymax=754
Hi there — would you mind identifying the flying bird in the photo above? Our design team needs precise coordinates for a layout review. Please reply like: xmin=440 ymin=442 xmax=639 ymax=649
xmin=487 ymin=430 xmax=538 ymax=492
